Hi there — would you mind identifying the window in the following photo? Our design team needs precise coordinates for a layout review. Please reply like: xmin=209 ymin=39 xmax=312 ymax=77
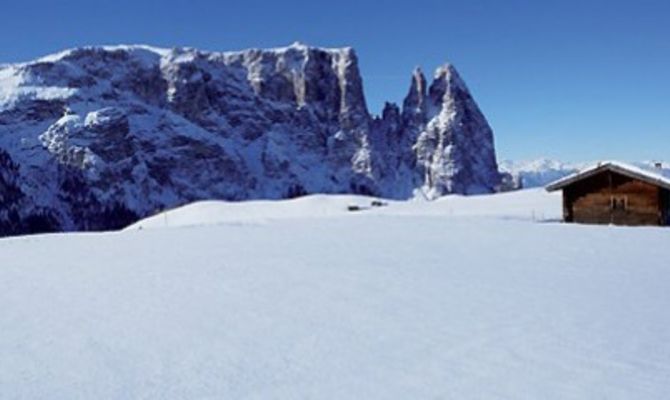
xmin=610 ymin=196 xmax=628 ymax=211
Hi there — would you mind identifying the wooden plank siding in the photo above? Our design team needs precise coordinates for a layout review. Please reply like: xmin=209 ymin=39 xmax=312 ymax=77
xmin=563 ymin=170 xmax=664 ymax=226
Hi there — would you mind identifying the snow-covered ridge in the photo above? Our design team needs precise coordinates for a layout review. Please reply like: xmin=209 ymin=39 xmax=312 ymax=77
xmin=34 ymin=44 xmax=172 ymax=64
xmin=500 ymin=158 xmax=669 ymax=189
xmin=21 ymin=42 xmax=353 ymax=68
xmin=127 ymin=189 xmax=560 ymax=230
xmin=0 ymin=43 xmax=501 ymax=236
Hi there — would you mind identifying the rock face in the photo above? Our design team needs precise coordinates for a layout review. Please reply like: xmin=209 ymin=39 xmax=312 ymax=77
xmin=0 ymin=43 xmax=501 ymax=234
xmin=404 ymin=65 xmax=500 ymax=197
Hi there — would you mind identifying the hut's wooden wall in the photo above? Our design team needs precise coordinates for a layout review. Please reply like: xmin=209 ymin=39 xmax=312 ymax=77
xmin=563 ymin=171 xmax=662 ymax=226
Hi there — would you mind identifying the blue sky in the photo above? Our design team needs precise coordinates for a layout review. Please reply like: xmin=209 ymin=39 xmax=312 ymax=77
xmin=1 ymin=0 xmax=668 ymax=162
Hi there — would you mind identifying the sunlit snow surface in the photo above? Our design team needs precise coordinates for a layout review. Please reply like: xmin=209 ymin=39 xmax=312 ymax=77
xmin=1 ymin=189 xmax=669 ymax=399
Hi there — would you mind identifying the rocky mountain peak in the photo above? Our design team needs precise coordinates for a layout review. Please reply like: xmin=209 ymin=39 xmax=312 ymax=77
xmin=428 ymin=63 xmax=471 ymax=113
xmin=402 ymin=67 xmax=428 ymax=124
xmin=400 ymin=63 xmax=501 ymax=197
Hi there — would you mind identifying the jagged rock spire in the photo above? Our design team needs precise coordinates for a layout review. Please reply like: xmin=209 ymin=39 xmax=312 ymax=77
xmin=402 ymin=67 xmax=428 ymax=124
xmin=412 ymin=63 xmax=501 ymax=197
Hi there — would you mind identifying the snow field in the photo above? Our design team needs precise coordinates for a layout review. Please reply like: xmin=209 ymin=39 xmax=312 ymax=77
xmin=1 ymin=189 xmax=669 ymax=399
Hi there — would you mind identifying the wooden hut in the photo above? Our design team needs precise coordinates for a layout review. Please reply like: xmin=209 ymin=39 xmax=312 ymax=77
xmin=546 ymin=161 xmax=670 ymax=226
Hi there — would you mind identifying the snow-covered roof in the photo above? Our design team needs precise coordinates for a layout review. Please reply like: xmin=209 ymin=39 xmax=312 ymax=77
xmin=545 ymin=161 xmax=670 ymax=192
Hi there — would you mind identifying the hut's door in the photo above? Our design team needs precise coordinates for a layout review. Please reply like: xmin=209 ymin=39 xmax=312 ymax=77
xmin=663 ymin=190 xmax=670 ymax=226
xmin=610 ymin=195 xmax=628 ymax=224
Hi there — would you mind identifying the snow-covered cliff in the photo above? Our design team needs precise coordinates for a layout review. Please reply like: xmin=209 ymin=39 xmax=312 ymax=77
xmin=0 ymin=43 xmax=501 ymax=234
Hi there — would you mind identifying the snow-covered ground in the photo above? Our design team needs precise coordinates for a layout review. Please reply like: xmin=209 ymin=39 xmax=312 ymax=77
xmin=126 ymin=188 xmax=561 ymax=230
xmin=1 ymin=189 xmax=669 ymax=399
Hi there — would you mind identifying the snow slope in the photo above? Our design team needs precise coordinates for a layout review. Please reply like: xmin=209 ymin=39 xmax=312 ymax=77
xmin=126 ymin=188 xmax=560 ymax=230
xmin=1 ymin=190 xmax=669 ymax=399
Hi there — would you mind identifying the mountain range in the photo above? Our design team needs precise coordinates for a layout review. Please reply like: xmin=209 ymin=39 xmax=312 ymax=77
xmin=0 ymin=43 xmax=501 ymax=235
xmin=499 ymin=159 xmax=669 ymax=189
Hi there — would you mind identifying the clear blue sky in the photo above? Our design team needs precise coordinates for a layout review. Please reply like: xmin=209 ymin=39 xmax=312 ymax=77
xmin=1 ymin=0 xmax=668 ymax=162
